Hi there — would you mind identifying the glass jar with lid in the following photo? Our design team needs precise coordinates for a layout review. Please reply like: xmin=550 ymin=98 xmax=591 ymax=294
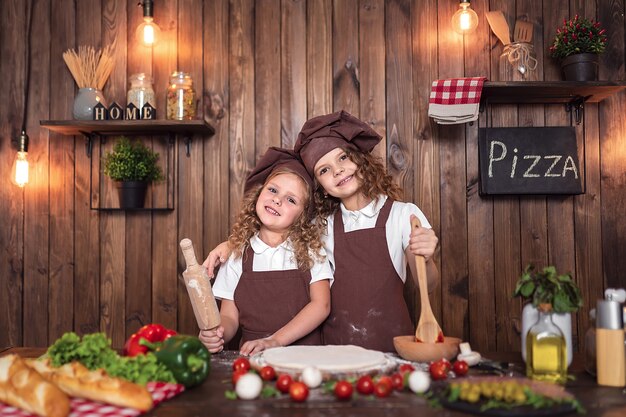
xmin=166 ymin=71 xmax=196 ymax=120
xmin=498 ymin=42 xmax=538 ymax=80
xmin=127 ymin=73 xmax=156 ymax=113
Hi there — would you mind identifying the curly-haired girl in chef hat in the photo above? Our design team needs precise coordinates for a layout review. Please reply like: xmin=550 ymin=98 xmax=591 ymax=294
xmin=199 ymin=147 xmax=332 ymax=355
xmin=292 ymin=110 xmax=439 ymax=352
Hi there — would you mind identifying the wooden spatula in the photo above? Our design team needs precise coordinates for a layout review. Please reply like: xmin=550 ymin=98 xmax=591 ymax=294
xmin=486 ymin=11 xmax=511 ymax=45
xmin=514 ymin=20 xmax=533 ymax=43
xmin=411 ymin=217 xmax=443 ymax=344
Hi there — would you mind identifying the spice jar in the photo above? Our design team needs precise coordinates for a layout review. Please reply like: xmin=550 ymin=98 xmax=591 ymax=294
xmin=127 ymin=73 xmax=156 ymax=113
xmin=166 ymin=71 xmax=196 ymax=120
xmin=498 ymin=42 xmax=538 ymax=80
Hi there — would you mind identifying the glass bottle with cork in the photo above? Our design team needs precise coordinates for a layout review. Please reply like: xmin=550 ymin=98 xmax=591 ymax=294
xmin=526 ymin=303 xmax=567 ymax=384
xmin=166 ymin=71 xmax=196 ymax=120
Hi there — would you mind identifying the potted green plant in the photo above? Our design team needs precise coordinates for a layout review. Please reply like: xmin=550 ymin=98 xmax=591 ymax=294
xmin=513 ymin=264 xmax=583 ymax=366
xmin=103 ymin=136 xmax=164 ymax=208
xmin=549 ymin=15 xmax=607 ymax=81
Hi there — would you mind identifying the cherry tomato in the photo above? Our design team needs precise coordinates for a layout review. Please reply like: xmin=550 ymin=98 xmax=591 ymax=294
xmin=429 ymin=361 xmax=448 ymax=381
xmin=289 ymin=381 xmax=309 ymax=402
xmin=438 ymin=358 xmax=452 ymax=373
xmin=232 ymin=369 xmax=248 ymax=386
xmin=356 ymin=375 xmax=375 ymax=395
xmin=398 ymin=363 xmax=416 ymax=375
xmin=260 ymin=365 xmax=276 ymax=381
xmin=334 ymin=380 xmax=353 ymax=401
xmin=232 ymin=357 xmax=251 ymax=373
xmin=276 ymin=374 xmax=293 ymax=394
xmin=453 ymin=360 xmax=469 ymax=376
xmin=377 ymin=375 xmax=392 ymax=388
xmin=374 ymin=380 xmax=392 ymax=398
xmin=390 ymin=373 xmax=405 ymax=391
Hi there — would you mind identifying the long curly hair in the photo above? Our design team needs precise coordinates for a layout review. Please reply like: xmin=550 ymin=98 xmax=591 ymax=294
xmin=314 ymin=147 xmax=403 ymax=220
xmin=228 ymin=169 xmax=325 ymax=270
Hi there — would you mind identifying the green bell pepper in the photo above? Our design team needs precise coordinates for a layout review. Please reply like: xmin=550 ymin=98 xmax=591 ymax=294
xmin=142 ymin=335 xmax=210 ymax=388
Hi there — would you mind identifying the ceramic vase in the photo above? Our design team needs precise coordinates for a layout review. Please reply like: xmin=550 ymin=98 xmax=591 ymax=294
xmin=560 ymin=53 xmax=599 ymax=81
xmin=521 ymin=303 xmax=573 ymax=366
xmin=73 ymin=87 xmax=106 ymax=120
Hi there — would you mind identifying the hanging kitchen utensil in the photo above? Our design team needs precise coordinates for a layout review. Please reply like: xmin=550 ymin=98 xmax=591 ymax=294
xmin=486 ymin=11 xmax=511 ymax=45
xmin=411 ymin=216 xmax=443 ymax=344
xmin=514 ymin=20 xmax=533 ymax=42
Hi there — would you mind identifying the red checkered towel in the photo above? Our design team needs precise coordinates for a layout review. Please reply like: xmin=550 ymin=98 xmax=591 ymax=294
xmin=0 ymin=381 xmax=184 ymax=417
xmin=428 ymin=77 xmax=487 ymax=124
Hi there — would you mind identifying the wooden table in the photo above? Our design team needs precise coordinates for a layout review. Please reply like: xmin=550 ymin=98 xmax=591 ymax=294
xmin=2 ymin=348 xmax=625 ymax=417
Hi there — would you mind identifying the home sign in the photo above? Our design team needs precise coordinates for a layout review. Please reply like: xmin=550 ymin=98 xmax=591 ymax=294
xmin=478 ymin=127 xmax=583 ymax=195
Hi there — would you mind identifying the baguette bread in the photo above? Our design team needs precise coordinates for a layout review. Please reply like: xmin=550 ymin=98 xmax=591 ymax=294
xmin=26 ymin=358 xmax=153 ymax=412
xmin=0 ymin=354 xmax=70 ymax=417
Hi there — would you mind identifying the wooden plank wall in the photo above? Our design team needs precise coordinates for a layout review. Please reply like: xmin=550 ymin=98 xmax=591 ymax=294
xmin=1 ymin=0 xmax=625 ymax=353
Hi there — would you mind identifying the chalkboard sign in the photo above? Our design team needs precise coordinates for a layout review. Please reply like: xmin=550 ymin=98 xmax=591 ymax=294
xmin=478 ymin=127 xmax=583 ymax=195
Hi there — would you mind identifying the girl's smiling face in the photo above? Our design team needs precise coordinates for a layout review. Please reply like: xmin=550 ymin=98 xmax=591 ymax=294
xmin=256 ymin=172 xmax=307 ymax=236
xmin=313 ymin=148 xmax=361 ymax=201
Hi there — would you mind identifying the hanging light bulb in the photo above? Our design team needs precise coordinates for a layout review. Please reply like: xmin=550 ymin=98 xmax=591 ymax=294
xmin=13 ymin=131 xmax=29 ymax=187
xmin=451 ymin=0 xmax=479 ymax=35
xmin=136 ymin=0 xmax=161 ymax=47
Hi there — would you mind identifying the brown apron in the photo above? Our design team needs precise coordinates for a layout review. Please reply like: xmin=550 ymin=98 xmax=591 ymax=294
xmin=233 ymin=245 xmax=322 ymax=346
xmin=322 ymin=198 xmax=414 ymax=352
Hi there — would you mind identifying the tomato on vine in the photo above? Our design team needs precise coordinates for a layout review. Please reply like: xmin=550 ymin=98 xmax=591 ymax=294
xmin=334 ymin=380 xmax=353 ymax=400
xmin=390 ymin=373 xmax=405 ymax=391
xmin=232 ymin=357 xmax=251 ymax=373
xmin=276 ymin=374 xmax=293 ymax=394
xmin=374 ymin=380 xmax=392 ymax=398
xmin=260 ymin=365 xmax=277 ymax=381
xmin=232 ymin=369 xmax=248 ymax=386
xmin=356 ymin=375 xmax=375 ymax=395
xmin=453 ymin=360 xmax=469 ymax=376
xmin=289 ymin=381 xmax=309 ymax=402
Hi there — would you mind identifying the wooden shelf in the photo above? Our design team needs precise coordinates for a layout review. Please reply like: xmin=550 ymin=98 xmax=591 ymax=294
xmin=40 ymin=119 xmax=215 ymax=137
xmin=482 ymin=81 xmax=626 ymax=104
xmin=38 ymin=119 xmax=215 ymax=211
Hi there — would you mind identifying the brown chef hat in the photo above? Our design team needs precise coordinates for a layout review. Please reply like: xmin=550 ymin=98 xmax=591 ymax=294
xmin=244 ymin=146 xmax=313 ymax=195
xmin=294 ymin=110 xmax=382 ymax=176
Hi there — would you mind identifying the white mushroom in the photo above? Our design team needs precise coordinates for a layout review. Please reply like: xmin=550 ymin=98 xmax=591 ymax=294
xmin=408 ymin=370 xmax=431 ymax=394
xmin=235 ymin=373 xmax=263 ymax=400
xmin=301 ymin=366 xmax=323 ymax=388
xmin=457 ymin=342 xmax=481 ymax=366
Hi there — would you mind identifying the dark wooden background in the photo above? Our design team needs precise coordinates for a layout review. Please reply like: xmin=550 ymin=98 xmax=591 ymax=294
xmin=1 ymin=0 xmax=624 ymax=356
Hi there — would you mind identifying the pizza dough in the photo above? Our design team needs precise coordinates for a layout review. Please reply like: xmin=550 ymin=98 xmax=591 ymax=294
xmin=261 ymin=345 xmax=387 ymax=372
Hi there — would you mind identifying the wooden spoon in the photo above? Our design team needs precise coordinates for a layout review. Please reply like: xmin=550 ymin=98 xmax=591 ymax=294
xmin=411 ymin=217 xmax=443 ymax=344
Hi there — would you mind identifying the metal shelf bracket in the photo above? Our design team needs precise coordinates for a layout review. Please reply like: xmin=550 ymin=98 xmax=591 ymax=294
xmin=565 ymin=96 xmax=585 ymax=125
xmin=80 ymin=131 xmax=95 ymax=157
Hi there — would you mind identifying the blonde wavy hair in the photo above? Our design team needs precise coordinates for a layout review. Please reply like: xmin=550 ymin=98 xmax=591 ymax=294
xmin=228 ymin=169 xmax=325 ymax=270
xmin=314 ymin=147 xmax=403 ymax=220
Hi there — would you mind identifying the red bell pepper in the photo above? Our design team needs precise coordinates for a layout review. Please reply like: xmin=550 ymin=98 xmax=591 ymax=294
xmin=123 ymin=323 xmax=177 ymax=356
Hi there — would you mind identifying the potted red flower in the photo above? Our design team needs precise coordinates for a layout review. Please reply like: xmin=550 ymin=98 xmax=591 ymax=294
xmin=549 ymin=15 xmax=607 ymax=81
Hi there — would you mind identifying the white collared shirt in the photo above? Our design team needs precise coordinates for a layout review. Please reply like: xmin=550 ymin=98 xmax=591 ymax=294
xmin=322 ymin=195 xmax=432 ymax=282
xmin=212 ymin=234 xmax=333 ymax=301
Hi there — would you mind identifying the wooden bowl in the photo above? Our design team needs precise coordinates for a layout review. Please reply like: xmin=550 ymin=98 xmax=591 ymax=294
xmin=393 ymin=335 xmax=461 ymax=363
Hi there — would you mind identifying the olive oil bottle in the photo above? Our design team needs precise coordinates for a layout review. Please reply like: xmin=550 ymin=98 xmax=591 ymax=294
xmin=526 ymin=303 xmax=567 ymax=384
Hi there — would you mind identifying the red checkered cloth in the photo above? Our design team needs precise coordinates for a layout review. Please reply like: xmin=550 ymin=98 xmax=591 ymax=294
xmin=428 ymin=77 xmax=487 ymax=124
xmin=0 ymin=381 xmax=185 ymax=417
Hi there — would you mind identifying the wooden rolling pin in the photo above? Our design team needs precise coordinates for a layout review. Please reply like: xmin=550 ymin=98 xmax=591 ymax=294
xmin=179 ymin=238 xmax=221 ymax=330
